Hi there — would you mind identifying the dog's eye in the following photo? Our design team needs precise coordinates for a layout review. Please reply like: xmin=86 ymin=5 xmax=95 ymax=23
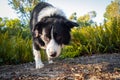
xmin=56 ymin=36 xmax=62 ymax=40
xmin=55 ymin=33 xmax=62 ymax=38
xmin=54 ymin=33 xmax=62 ymax=44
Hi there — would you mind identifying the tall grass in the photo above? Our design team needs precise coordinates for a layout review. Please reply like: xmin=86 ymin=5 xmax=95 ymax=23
xmin=60 ymin=17 xmax=120 ymax=58
xmin=0 ymin=31 xmax=33 ymax=65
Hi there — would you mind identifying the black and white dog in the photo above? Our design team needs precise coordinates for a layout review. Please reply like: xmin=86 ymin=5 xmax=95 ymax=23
xmin=30 ymin=2 xmax=78 ymax=68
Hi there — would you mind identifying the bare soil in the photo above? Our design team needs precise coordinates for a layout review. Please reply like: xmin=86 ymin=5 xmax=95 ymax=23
xmin=0 ymin=53 xmax=120 ymax=80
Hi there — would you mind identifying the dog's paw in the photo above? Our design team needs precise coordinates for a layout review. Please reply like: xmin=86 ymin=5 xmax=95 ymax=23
xmin=36 ymin=62 xmax=44 ymax=69
xmin=48 ymin=60 xmax=53 ymax=64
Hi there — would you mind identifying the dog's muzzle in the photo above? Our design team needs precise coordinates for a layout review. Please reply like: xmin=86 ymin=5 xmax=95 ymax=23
xmin=50 ymin=52 xmax=57 ymax=57
xmin=46 ymin=39 xmax=61 ymax=58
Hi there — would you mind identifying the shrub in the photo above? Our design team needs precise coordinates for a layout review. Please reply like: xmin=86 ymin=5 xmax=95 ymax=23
xmin=0 ymin=31 xmax=33 ymax=65
xmin=60 ymin=17 xmax=120 ymax=58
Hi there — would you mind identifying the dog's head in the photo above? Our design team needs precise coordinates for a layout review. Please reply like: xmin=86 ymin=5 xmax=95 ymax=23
xmin=33 ymin=16 xmax=79 ymax=58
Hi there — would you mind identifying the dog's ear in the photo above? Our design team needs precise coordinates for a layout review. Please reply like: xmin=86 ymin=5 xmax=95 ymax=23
xmin=32 ymin=22 xmax=42 ymax=37
xmin=64 ymin=20 xmax=79 ymax=28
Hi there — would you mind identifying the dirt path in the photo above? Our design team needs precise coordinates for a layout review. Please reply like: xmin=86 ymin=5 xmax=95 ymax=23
xmin=0 ymin=53 xmax=120 ymax=80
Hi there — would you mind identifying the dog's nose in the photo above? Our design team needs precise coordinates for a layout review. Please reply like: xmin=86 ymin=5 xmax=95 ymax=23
xmin=50 ymin=52 xmax=57 ymax=57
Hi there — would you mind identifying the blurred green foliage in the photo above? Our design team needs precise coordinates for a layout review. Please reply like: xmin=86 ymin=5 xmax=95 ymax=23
xmin=0 ymin=32 xmax=33 ymax=64
xmin=60 ymin=17 xmax=120 ymax=58
xmin=0 ymin=18 xmax=33 ymax=65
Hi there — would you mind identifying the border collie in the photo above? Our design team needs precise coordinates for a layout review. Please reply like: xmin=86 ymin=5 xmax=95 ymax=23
xmin=30 ymin=2 xmax=78 ymax=68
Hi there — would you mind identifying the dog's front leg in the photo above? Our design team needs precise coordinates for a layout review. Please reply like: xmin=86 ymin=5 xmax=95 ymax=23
xmin=48 ymin=58 xmax=53 ymax=64
xmin=33 ymin=46 xmax=44 ymax=69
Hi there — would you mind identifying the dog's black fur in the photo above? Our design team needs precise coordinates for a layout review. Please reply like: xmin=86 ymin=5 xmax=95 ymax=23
xmin=30 ymin=2 xmax=79 ymax=68
xmin=30 ymin=2 xmax=52 ymax=50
